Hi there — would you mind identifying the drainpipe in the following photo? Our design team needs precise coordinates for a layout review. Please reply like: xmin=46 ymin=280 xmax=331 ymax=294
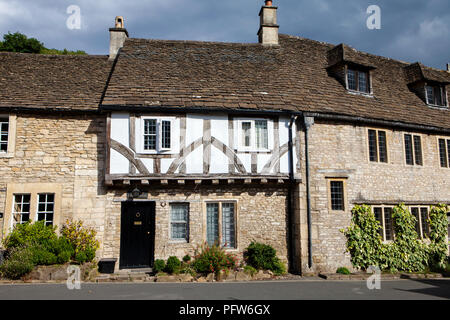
xmin=287 ymin=115 xmax=296 ymax=273
xmin=304 ymin=116 xmax=314 ymax=269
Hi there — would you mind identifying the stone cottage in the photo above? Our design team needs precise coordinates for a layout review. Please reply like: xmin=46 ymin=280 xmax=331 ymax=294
xmin=0 ymin=1 xmax=449 ymax=273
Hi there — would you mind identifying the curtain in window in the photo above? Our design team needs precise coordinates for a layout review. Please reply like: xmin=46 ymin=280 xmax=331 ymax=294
xmin=171 ymin=204 xmax=188 ymax=240
xmin=206 ymin=203 xmax=219 ymax=246
xmin=222 ymin=203 xmax=235 ymax=248
xmin=255 ymin=120 xmax=268 ymax=149
xmin=242 ymin=122 xmax=251 ymax=147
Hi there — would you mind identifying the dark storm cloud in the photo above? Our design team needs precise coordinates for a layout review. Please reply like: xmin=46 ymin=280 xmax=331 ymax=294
xmin=0 ymin=0 xmax=448 ymax=69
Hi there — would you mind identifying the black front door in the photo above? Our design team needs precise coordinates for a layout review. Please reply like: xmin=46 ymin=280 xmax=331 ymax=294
xmin=120 ymin=201 xmax=155 ymax=269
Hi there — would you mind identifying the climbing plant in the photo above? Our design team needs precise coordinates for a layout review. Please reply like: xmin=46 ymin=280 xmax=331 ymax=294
xmin=342 ymin=203 xmax=449 ymax=273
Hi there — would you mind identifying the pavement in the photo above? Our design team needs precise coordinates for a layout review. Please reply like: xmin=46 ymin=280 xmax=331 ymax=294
xmin=0 ymin=278 xmax=449 ymax=300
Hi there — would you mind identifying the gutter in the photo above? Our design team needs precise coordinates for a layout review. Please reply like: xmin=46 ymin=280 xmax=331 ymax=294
xmin=304 ymin=116 xmax=314 ymax=269
xmin=287 ymin=114 xmax=296 ymax=273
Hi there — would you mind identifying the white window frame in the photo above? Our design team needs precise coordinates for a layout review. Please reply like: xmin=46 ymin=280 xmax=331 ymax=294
xmin=169 ymin=203 xmax=189 ymax=242
xmin=425 ymin=84 xmax=448 ymax=108
xmin=12 ymin=194 xmax=31 ymax=227
xmin=36 ymin=193 xmax=55 ymax=226
xmin=138 ymin=116 xmax=176 ymax=154
xmin=204 ymin=200 xmax=238 ymax=250
xmin=235 ymin=118 xmax=273 ymax=152
xmin=0 ymin=114 xmax=16 ymax=158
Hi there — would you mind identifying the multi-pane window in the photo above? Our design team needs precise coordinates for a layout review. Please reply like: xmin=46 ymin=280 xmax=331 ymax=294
xmin=143 ymin=118 xmax=172 ymax=152
xmin=170 ymin=203 xmax=189 ymax=241
xmin=0 ymin=118 xmax=8 ymax=152
xmin=347 ymin=69 xmax=370 ymax=93
xmin=411 ymin=207 xmax=430 ymax=239
xmin=426 ymin=85 xmax=447 ymax=107
xmin=12 ymin=194 xmax=31 ymax=226
xmin=37 ymin=194 xmax=55 ymax=226
xmin=438 ymin=138 xmax=450 ymax=168
xmin=368 ymin=129 xmax=388 ymax=163
xmin=404 ymin=134 xmax=423 ymax=166
xmin=330 ymin=180 xmax=345 ymax=211
xmin=373 ymin=207 xmax=394 ymax=241
xmin=206 ymin=202 xmax=236 ymax=248
xmin=238 ymin=119 xmax=269 ymax=150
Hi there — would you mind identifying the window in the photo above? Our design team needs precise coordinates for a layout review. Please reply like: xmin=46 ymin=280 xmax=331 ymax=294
xmin=347 ymin=69 xmax=370 ymax=93
xmin=0 ymin=118 xmax=8 ymax=152
xmin=368 ymin=129 xmax=388 ymax=163
xmin=170 ymin=203 xmax=189 ymax=241
xmin=206 ymin=202 xmax=236 ymax=248
xmin=410 ymin=207 xmax=430 ymax=239
xmin=330 ymin=181 xmax=345 ymax=211
xmin=404 ymin=134 xmax=423 ymax=166
xmin=373 ymin=207 xmax=394 ymax=241
xmin=425 ymin=85 xmax=447 ymax=107
xmin=438 ymin=138 xmax=450 ymax=168
xmin=37 ymin=194 xmax=55 ymax=226
xmin=12 ymin=194 xmax=31 ymax=226
xmin=142 ymin=118 xmax=173 ymax=152
xmin=237 ymin=119 xmax=269 ymax=150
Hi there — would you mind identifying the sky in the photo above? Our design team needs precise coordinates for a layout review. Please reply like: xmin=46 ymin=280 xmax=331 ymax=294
xmin=0 ymin=0 xmax=449 ymax=70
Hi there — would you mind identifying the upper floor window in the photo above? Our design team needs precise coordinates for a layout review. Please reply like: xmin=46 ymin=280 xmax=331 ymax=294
xmin=425 ymin=85 xmax=447 ymax=107
xmin=438 ymin=138 xmax=450 ymax=168
xmin=0 ymin=118 xmax=8 ymax=152
xmin=404 ymin=134 xmax=423 ymax=166
xmin=329 ymin=180 xmax=345 ymax=211
xmin=347 ymin=69 xmax=370 ymax=94
xmin=237 ymin=119 xmax=269 ymax=151
xmin=142 ymin=118 xmax=172 ymax=152
xmin=368 ymin=129 xmax=388 ymax=163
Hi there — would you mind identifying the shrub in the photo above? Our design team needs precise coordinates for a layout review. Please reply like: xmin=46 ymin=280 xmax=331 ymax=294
xmin=0 ymin=247 xmax=34 ymax=279
xmin=153 ymin=259 xmax=166 ymax=274
xmin=183 ymin=255 xmax=191 ymax=263
xmin=428 ymin=204 xmax=449 ymax=270
xmin=244 ymin=242 xmax=285 ymax=274
xmin=30 ymin=246 xmax=57 ymax=266
xmin=243 ymin=265 xmax=257 ymax=277
xmin=336 ymin=267 xmax=351 ymax=275
xmin=165 ymin=256 xmax=181 ymax=274
xmin=3 ymin=221 xmax=57 ymax=250
xmin=61 ymin=219 xmax=99 ymax=260
xmin=192 ymin=243 xmax=238 ymax=275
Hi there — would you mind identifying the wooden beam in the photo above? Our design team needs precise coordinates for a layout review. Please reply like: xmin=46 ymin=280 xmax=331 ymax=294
xmin=227 ymin=179 xmax=235 ymax=184
xmin=161 ymin=180 xmax=169 ymax=185
xmin=261 ymin=178 xmax=268 ymax=184
xmin=212 ymin=180 xmax=219 ymax=185
xmin=178 ymin=180 xmax=185 ymax=185
xmin=244 ymin=179 xmax=252 ymax=184
xmin=194 ymin=180 xmax=202 ymax=185
xmin=123 ymin=180 xmax=130 ymax=185
xmin=141 ymin=180 xmax=150 ymax=185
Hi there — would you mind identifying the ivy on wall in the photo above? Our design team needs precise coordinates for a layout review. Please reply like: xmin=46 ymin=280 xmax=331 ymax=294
xmin=342 ymin=204 xmax=449 ymax=273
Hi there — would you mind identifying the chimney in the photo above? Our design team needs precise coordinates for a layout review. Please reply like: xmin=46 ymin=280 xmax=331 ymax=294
xmin=109 ymin=16 xmax=128 ymax=60
xmin=258 ymin=0 xmax=279 ymax=45
xmin=447 ymin=63 xmax=450 ymax=72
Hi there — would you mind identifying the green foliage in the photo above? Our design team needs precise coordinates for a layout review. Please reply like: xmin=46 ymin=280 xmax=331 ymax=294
xmin=153 ymin=259 xmax=166 ymax=274
xmin=30 ymin=246 xmax=57 ymax=266
xmin=192 ymin=243 xmax=238 ymax=275
xmin=0 ymin=32 xmax=43 ymax=53
xmin=243 ymin=265 xmax=258 ymax=276
xmin=164 ymin=256 xmax=181 ymax=274
xmin=0 ymin=246 xmax=35 ymax=279
xmin=342 ymin=204 xmax=449 ymax=273
xmin=3 ymin=221 xmax=57 ymax=249
xmin=336 ymin=267 xmax=351 ymax=275
xmin=243 ymin=242 xmax=286 ymax=275
xmin=183 ymin=254 xmax=191 ymax=263
xmin=428 ymin=204 xmax=449 ymax=269
xmin=61 ymin=219 xmax=99 ymax=262
xmin=0 ymin=32 xmax=86 ymax=55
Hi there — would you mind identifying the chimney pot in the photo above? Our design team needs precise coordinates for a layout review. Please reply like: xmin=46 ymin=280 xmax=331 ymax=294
xmin=265 ymin=0 xmax=273 ymax=6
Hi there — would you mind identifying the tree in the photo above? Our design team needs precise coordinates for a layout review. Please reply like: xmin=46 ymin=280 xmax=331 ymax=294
xmin=0 ymin=32 xmax=44 ymax=53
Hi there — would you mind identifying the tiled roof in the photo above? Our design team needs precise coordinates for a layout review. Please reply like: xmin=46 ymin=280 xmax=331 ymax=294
xmin=0 ymin=52 xmax=112 ymax=111
xmin=102 ymin=34 xmax=450 ymax=130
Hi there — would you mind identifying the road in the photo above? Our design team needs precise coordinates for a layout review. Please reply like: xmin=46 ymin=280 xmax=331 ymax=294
xmin=0 ymin=279 xmax=449 ymax=300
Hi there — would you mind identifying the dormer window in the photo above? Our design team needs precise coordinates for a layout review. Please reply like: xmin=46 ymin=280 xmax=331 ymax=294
xmin=347 ymin=69 xmax=370 ymax=94
xmin=425 ymin=85 xmax=447 ymax=107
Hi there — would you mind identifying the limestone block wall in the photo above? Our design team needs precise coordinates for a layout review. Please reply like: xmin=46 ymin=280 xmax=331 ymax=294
xmin=102 ymin=185 xmax=289 ymax=268
xmin=296 ymin=120 xmax=450 ymax=273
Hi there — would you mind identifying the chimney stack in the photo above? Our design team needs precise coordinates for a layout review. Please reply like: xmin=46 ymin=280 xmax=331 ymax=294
xmin=447 ymin=63 xmax=450 ymax=72
xmin=258 ymin=0 xmax=279 ymax=45
xmin=109 ymin=16 xmax=128 ymax=60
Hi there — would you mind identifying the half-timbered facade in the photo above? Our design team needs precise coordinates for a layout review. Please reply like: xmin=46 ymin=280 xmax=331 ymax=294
xmin=0 ymin=1 xmax=449 ymax=273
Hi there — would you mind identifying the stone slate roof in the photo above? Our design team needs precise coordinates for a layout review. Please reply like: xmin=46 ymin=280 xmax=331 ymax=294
xmin=0 ymin=52 xmax=111 ymax=111
xmin=102 ymin=34 xmax=450 ymax=130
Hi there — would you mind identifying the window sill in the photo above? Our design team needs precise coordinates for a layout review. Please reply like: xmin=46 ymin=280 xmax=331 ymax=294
xmin=0 ymin=152 xmax=14 ymax=159
xmin=426 ymin=104 xmax=448 ymax=110
xmin=347 ymin=90 xmax=374 ymax=98
xmin=168 ymin=240 xmax=189 ymax=244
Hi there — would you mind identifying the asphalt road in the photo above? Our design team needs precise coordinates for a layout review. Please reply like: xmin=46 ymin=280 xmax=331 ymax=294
xmin=0 ymin=279 xmax=449 ymax=300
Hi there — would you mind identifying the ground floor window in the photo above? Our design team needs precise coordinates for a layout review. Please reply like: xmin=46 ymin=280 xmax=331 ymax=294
xmin=373 ymin=206 xmax=394 ymax=241
xmin=410 ymin=206 xmax=430 ymax=239
xmin=37 ymin=193 xmax=55 ymax=226
xmin=12 ymin=194 xmax=31 ymax=226
xmin=206 ymin=202 xmax=236 ymax=248
xmin=170 ymin=203 xmax=189 ymax=241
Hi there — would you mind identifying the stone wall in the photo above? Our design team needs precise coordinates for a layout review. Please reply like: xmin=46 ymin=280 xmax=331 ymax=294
xmin=102 ymin=185 xmax=289 ymax=270
xmin=295 ymin=119 xmax=450 ymax=274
